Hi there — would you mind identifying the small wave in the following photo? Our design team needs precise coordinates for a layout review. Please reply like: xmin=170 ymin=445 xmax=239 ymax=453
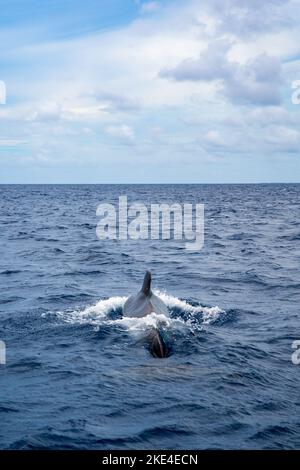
xmin=0 ymin=269 xmax=21 ymax=275
xmin=8 ymin=360 xmax=43 ymax=372
xmin=250 ymin=425 xmax=294 ymax=441
xmin=0 ymin=406 xmax=19 ymax=413
xmin=277 ymin=233 xmax=300 ymax=241
xmin=0 ymin=295 xmax=24 ymax=304
xmin=78 ymin=223 xmax=94 ymax=229
xmin=52 ymin=248 xmax=65 ymax=254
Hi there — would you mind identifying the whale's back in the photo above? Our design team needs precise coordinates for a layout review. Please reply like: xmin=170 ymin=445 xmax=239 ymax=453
xmin=123 ymin=291 xmax=168 ymax=318
xmin=123 ymin=271 xmax=168 ymax=318
xmin=123 ymin=292 xmax=153 ymax=317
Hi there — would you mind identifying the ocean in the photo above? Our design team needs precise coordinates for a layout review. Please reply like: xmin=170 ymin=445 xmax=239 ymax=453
xmin=0 ymin=183 xmax=300 ymax=449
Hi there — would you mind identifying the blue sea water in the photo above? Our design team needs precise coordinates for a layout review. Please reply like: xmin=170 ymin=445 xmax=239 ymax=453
xmin=0 ymin=183 xmax=300 ymax=450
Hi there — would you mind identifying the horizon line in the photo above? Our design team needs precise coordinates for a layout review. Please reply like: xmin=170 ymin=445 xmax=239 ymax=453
xmin=1 ymin=182 xmax=300 ymax=185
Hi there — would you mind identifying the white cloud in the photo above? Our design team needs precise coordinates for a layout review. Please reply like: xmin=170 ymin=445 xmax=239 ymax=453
xmin=204 ymin=130 xmax=227 ymax=147
xmin=266 ymin=125 xmax=300 ymax=152
xmin=195 ymin=0 xmax=293 ymax=37
xmin=140 ymin=2 xmax=161 ymax=14
xmin=105 ymin=124 xmax=135 ymax=144
xmin=0 ymin=139 xmax=25 ymax=147
xmin=248 ymin=106 xmax=296 ymax=127
xmin=160 ymin=40 xmax=233 ymax=81
xmin=26 ymin=102 xmax=62 ymax=122
xmin=161 ymin=40 xmax=283 ymax=106
xmin=226 ymin=54 xmax=283 ymax=105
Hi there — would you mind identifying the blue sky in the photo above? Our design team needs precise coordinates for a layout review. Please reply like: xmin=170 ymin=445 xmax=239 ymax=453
xmin=0 ymin=0 xmax=300 ymax=183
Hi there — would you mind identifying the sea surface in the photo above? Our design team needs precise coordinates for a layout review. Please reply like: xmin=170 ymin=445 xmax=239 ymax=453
xmin=0 ymin=184 xmax=300 ymax=449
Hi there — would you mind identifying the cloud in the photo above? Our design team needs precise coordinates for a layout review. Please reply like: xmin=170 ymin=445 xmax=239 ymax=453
xmin=90 ymin=91 xmax=140 ymax=112
xmin=198 ymin=0 xmax=293 ymax=37
xmin=203 ymin=130 xmax=227 ymax=147
xmin=160 ymin=40 xmax=232 ymax=81
xmin=26 ymin=102 xmax=62 ymax=122
xmin=140 ymin=2 xmax=161 ymax=14
xmin=249 ymin=106 xmax=296 ymax=127
xmin=265 ymin=125 xmax=300 ymax=152
xmin=0 ymin=139 xmax=25 ymax=147
xmin=225 ymin=54 xmax=283 ymax=105
xmin=160 ymin=40 xmax=283 ymax=106
xmin=105 ymin=124 xmax=135 ymax=144
xmin=0 ymin=0 xmax=299 ymax=182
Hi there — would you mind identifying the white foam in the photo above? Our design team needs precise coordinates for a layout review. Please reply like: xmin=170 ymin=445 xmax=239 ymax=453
xmin=54 ymin=296 xmax=127 ymax=326
xmin=155 ymin=290 xmax=224 ymax=324
xmin=82 ymin=296 xmax=127 ymax=318
xmin=108 ymin=312 xmax=173 ymax=331
xmin=52 ymin=292 xmax=225 ymax=332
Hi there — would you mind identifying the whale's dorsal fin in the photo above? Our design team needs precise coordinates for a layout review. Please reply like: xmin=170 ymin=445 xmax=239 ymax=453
xmin=141 ymin=270 xmax=152 ymax=296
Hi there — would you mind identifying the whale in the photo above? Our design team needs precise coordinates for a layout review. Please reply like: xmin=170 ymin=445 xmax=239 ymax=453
xmin=123 ymin=271 xmax=170 ymax=358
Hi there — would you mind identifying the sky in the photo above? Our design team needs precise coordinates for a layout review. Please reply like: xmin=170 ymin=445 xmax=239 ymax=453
xmin=0 ymin=0 xmax=300 ymax=183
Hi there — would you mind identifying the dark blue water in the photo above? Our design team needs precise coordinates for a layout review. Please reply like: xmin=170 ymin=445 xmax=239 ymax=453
xmin=1 ymin=184 xmax=300 ymax=449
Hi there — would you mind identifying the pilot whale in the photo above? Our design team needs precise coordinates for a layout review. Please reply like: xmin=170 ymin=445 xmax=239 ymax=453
xmin=123 ymin=271 xmax=170 ymax=358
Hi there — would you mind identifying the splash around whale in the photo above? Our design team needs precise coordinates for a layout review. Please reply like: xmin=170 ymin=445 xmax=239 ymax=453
xmin=49 ymin=276 xmax=225 ymax=359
